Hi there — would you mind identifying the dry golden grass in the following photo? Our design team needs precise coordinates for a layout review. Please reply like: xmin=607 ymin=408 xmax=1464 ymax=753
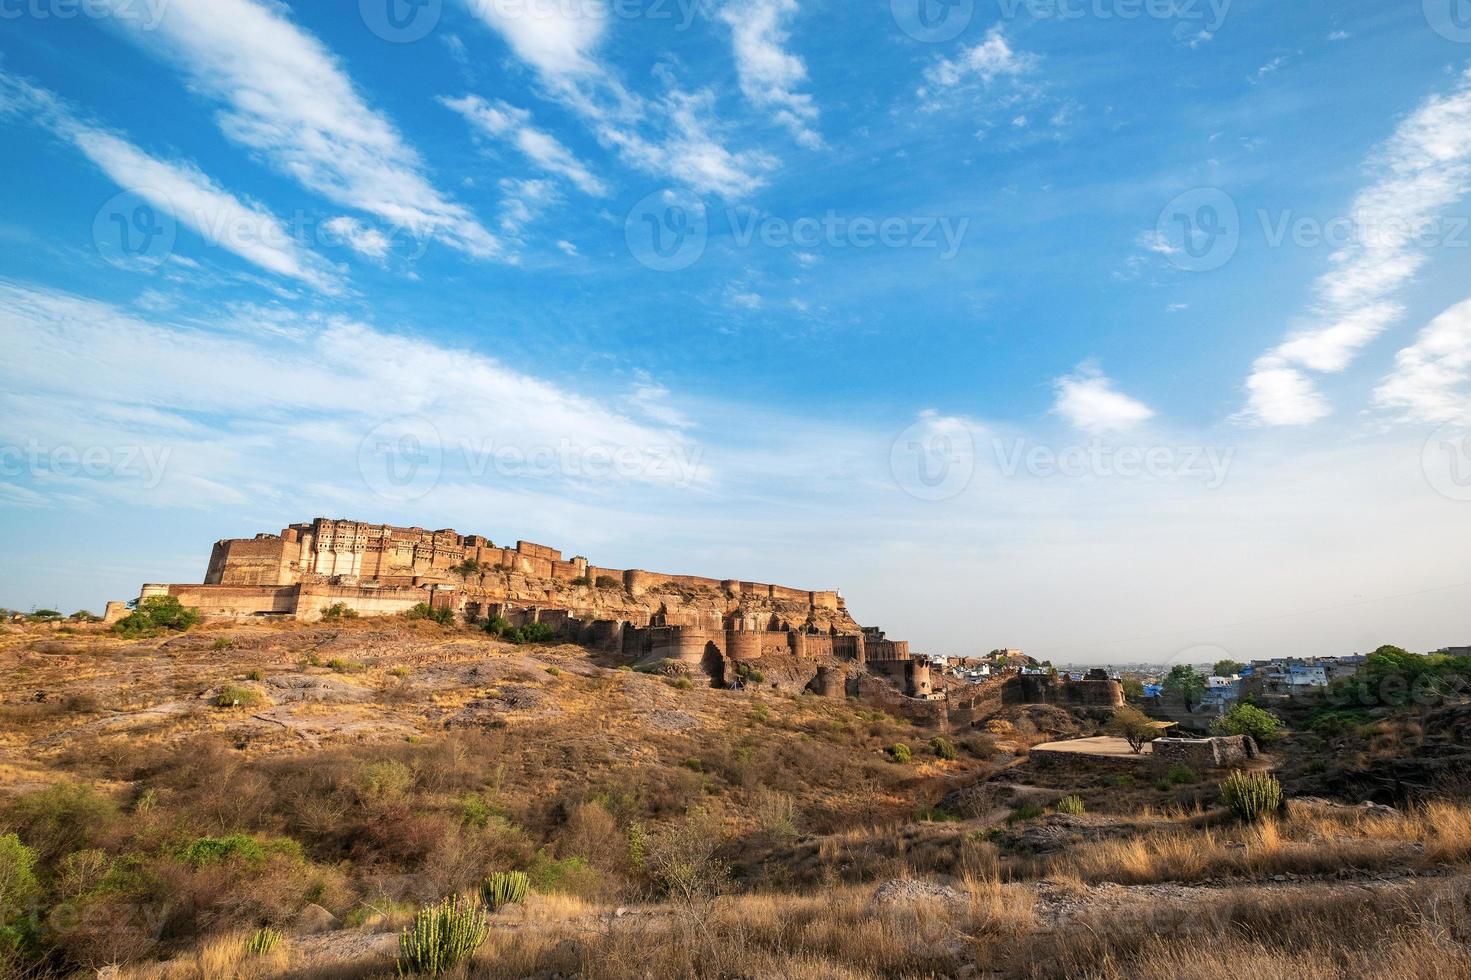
xmin=1040 ymin=797 xmax=1471 ymax=885
xmin=115 ymin=931 xmax=289 ymax=980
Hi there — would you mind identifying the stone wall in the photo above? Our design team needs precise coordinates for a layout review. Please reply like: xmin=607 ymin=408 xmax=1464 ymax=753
xmin=1150 ymin=736 xmax=1253 ymax=770
xmin=1002 ymin=673 xmax=1124 ymax=708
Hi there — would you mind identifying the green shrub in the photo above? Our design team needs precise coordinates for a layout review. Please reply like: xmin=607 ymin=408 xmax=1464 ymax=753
xmin=929 ymin=736 xmax=958 ymax=761
xmin=484 ymin=615 xmax=512 ymax=637
xmin=360 ymin=760 xmax=415 ymax=800
xmin=213 ymin=685 xmax=261 ymax=709
xmin=451 ymin=558 xmax=482 ymax=578
xmin=506 ymin=622 xmax=557 ymax=645
xmin=212 ymin=637 xmax=233 ymax=651
xmin=1164 ymin=764 xmax=1199 ymax=785
xmin=245 ymin=669 xmax=266 ymax=681
xmin=1009 ymin=804 xmax=1046 ymax=822
xmin=1220 ymin=770 xmax=1283 ymax=822
xmin=1111 ymin=774 xmax=1136 ymax=788
xmin=1056 ymin=795 xmax=1086 ymax=815
xmin=319 ymin=602 xmax=359 ymax=621
xmin=526 ymin=852 xmax=594 ymax=894
xmin=888 ymin=743 xmax=912 ymax=763
xmin=404 ymin=603 xmax=455 ymax=626
xmin=178 ymin=834 xmax=300 ymax=867
xmin=396 ymin=895 xmax=488 ymax=976
xmin=594 ymin=575 xmax=622 ymax=589
xmin=113 ymin=595 xmax=199 ymax=637
xmin=7 ymin=784 xmax=118 ymax=862
xmin=246 ymin=926 xmax=282 ymax=957
xmin=570 ymin=576 xmax=592 ymax=586
xmin=325 ymin=658 xmax=363 ymax=673
xmin=1211 ymin=703 xmax=1285 ymax=744
xmin=0 ymin=834 xmax=38 ymax=926
xmin=481 ymin=870 xmax=530 ymax=911
xmin=669 ymin=676 xmax=693 ymax=691
xmin=544 ymin=666 xmax=561 ymax=677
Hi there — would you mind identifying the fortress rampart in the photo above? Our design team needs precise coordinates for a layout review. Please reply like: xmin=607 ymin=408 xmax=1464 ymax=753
xmin=130 ymin=517 xmax=976 ymax=723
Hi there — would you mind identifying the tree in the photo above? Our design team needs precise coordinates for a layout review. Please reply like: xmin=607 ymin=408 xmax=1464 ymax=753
xmin=1120 ymin=676 xmax=1145 ymax=700
xmin=1213 ymin=659 xmax=1246 ymax=677
xmin=1108 ymin=705 xmax=1163 ymax=754
xmin=451 ymin=558 xmax=482 ymax=578
xmin=1212 ymin=702 xmax=1284 ymax=744
xmin=113 ymin=596 xmax=199 ymax=637
xmin=1163 ymin=664 xmax=1207 ymax=710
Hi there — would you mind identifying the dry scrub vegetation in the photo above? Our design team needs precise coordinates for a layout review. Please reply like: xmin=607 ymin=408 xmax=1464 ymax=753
xmin=2 ymin=618 xmax=1470 ymax=978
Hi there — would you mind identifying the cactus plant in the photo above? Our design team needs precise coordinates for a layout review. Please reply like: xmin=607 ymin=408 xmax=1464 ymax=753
xmin=481 ymin=870 xmax=530 ymax=911
xmin=396 ymin=895 xmax=488 ymax=976
xmin=1056 ymin=795 xmax=1086 ymax=815
xmin=245 ymin=926 xmax=282 ymax=957
xmin=1220 ymin=770 xmax=1283 ymax=822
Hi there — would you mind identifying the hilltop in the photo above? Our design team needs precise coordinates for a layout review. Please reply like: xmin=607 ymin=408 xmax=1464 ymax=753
xmin=0 ymin=617 xmax=1469 ymax=979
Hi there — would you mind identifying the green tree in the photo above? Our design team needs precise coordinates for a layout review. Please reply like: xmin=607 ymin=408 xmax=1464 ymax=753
xmin=1211 ymin=702 xmax=1284 ymax=744
xmin=112 ymin=595 xmax=199 ymax=637
xmin=1212 ymin=659 xmax=1246 ymax=677
xmin=1163 ymin=664 xmax=1207 ymax=710
xmin=1120 ymin=676 xmax=1145 ymax=700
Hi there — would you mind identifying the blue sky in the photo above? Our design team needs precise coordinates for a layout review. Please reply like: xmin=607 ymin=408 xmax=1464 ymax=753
xmin=3 ymin=0 xmax=1471 ymax=664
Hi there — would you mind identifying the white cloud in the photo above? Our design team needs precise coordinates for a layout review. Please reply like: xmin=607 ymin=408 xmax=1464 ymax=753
xmin=0 ymin=281 xmax=701 ymax=507
xmin=439 ymin=95 xmax=607 ymax=197
xmin=0 ymin=74 xmax=338 ymax=291
xmin=1375 ymin=298 xmax=1471 ymax=425
xmin=556 ymin=239 xmax=579 ymax=256
xmin=460 ymin=0 xmax=606 ymax=77
xmin=104 ymin=0 xmax=497 ymax=257
xmin=1242 ymin=68 xmax=1471 ymax=425
xmin=926 ymin=26 xmax=1037 ymax=88
xmin=322 ymin=216 xmax=391 ymax=259
xmin=1052 ymin=365 xmax=1156 ymax=433
xmin=718 ymin=0 xmax=821 ymax=149
xmin=461 ymin=1 xmax=771 ymax=197
xmin=496 ymin=177 xmax=560 ymax=234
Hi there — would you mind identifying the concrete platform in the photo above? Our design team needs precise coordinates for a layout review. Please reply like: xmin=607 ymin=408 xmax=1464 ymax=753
xmin=1031 ymin=736 xmax=1153 ymax=758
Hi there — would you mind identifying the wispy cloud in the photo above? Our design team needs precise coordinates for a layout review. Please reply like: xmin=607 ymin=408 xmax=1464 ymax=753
xmin=440 ymin=95 xmax=608 ymax=196
xmin=104 ymin=0 xmax=498 ymax=257
xmin=0 ymin=281 xmax=702 ymax=508
xmin=0 ymin=74 xmax=339 ymax=291
xmin=925 ymin=26 xmax=1037 ymax=89
xmin=1052 ymin=364 xmax=1155 ymax=433
xmin=718 ymin=0 xmax=822 ymax=149
xmin=460 ymin=0 xmax=772 ymax=196
xmin=1375 ymin=298 xmax=1471 ymax=425
xmin=1241 ymin=69 xmax=1471 ymax=425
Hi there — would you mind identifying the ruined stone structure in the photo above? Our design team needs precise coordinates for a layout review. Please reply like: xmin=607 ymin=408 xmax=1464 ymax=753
xmin=1001 ymin=668 xmax=1124 ymax=709
xmin=130 ymin=518 xmax=961 ymax=711
xmin=1150 ymin=735 xmax=1256 ymax=770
